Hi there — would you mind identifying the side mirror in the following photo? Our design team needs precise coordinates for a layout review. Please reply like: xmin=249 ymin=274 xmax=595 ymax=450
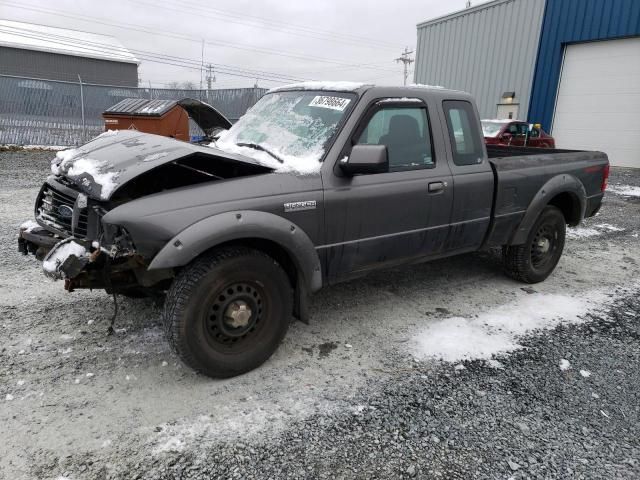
xmin=340 ymin=144 xmax=388 ymax=175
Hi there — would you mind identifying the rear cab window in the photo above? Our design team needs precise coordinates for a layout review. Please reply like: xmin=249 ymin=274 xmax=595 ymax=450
xmin=443 ymin=100 xmax=484 ymax=166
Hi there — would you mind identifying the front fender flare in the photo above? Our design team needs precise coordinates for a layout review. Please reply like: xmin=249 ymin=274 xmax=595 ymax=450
xmin=147 ymin=210 xmax=322 ymax=292
xmin=510 ymin=174 xmax=586 ymax=245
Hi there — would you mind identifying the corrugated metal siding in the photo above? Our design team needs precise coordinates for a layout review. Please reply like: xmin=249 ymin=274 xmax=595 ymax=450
xmin=104 ymin=98 xmax=177 ymax=116
xmin=415 ymin=0 xmax=546 ymax=119
xmin=528 ymin=0 xmax=640 ymax=130
xmin=0 ymin=46 xmax=138 ymax=86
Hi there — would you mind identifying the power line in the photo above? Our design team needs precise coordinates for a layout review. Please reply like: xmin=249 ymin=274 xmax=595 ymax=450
xmin=0 ymin=25 xmax=309 ymax=84
xmin=2 ymin=2 xmax=400 ymax=74
xmin=132 ymin=0 xmax=401 ymax=51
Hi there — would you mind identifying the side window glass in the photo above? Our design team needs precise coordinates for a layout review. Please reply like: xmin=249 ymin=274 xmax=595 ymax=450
xmin=443 ymin=100 xmax=484 ymax=166
xmin=516 ymin=123 xmax=529 ymax=136
xmin=529 ymin=126 xmax=540 ymax=138
xmin=357 ymin=106 xmax=434 ymax=171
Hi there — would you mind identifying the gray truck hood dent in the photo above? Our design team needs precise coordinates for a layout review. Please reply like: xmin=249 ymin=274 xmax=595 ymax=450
xmin=52 ymin=130 xmax=273 ymax=200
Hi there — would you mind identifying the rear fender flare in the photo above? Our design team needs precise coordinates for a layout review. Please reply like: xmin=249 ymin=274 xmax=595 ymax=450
xmin=147 ymin=210 xmax=322 ymax=292
xmin=510 ymin=174 xmax=586 ymax=245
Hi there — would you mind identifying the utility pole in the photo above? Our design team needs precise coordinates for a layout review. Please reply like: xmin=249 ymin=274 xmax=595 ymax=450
xmin=206 ymin=64 xmax=215 ymax=91
xmin=77 ymin=74 xmax=85 ymax=142
xmin=395 ymin=47 xmax=414 ymax=86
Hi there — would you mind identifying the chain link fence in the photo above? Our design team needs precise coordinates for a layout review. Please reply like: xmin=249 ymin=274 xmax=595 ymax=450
xmin=0 ymin=74 xmax=267 ymax=146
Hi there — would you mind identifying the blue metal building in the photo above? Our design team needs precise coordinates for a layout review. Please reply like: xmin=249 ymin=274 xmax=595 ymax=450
xmin=415 ymin=0 xmax=640 ymax=167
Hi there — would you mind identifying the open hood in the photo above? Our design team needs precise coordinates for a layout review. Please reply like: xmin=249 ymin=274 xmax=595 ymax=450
xmin=177 ymin=97 xmax=232 ymax=136
xmin=50 ymin=130 xmax=273 ymax=201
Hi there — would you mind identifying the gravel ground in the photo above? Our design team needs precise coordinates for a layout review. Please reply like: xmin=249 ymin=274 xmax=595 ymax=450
xmin=1 ymin=150 xmax=639 ymax=479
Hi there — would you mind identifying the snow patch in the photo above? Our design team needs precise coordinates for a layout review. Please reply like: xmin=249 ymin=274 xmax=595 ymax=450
xmin=97 ymin=129 xmax=119 ymax=138
xmin=43 ymin=241 xmax=88 ymax=278
xmin=412 ymin=291 xmax=610 ymax=363
xmin=51 ymin=149 xmax=119 ymax=199
xmin=580 ymin=369 xmax=592 ymax=378
xmin=567 ymin=223 xmax=624 ymax=239
xmin=608 ymin=184 xmax=640 ymax=197
xmin=486 ymin=359 xmax=504 ymax=369
xmin=51 ymin=148 xmax=81 ymax=175
xmin=378 ymin=97 xmax=423 ymax=103
xmin=66 ymin=158 xmax=119 ymax=199
xmin=559 ymin=359 xmax=571 ymax=371
xmin=20 ymin=220 xmax=41 ymax=232
xmin=143 ymin=152 xmax=169 ymax=162
xmin=269 ymin=81 xmax=366 ymax=93
xmin=409 ymin=83 xmax=445 ymax=89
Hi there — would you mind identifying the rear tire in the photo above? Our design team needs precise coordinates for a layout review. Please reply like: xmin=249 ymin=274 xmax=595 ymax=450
xmin=503 ymin=205 xmax=566 ymax=284
xmin=163 ymin=247 xmax=292 ymax=378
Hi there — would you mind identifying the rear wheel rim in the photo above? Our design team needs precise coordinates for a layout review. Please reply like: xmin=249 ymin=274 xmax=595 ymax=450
xmin=530 ymin=223 xmax=559 ymax=270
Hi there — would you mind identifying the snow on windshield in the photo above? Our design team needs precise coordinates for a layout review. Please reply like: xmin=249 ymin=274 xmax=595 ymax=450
xmin=215 ymin=91 xmax=354 ymax=174
xmin=481 ymin=121 xmax=507 ymax=137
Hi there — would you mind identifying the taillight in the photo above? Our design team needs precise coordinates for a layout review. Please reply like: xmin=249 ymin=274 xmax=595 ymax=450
xmin=601 ymin=164 xmax=610 ymax=192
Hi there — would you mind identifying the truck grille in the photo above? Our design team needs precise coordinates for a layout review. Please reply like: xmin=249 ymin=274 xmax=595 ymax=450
xmin=37 ymin=185 xmax=89 ymax=238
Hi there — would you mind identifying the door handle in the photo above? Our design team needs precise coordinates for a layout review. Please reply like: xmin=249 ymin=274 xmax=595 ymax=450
xmin=428 ymin=181 xmax=446 ymax=193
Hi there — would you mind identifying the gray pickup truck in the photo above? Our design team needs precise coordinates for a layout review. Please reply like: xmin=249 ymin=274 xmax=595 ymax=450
xmin=19 ymin=83 xmax=609 ymax=378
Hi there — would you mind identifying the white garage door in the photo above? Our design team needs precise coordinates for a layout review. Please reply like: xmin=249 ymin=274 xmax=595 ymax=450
xmin=552 ymin=37 xmax=640 ymax=168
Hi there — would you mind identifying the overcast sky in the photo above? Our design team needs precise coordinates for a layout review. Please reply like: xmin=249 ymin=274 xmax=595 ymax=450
xmin=1 ymin=0 xmax=488 ymax=89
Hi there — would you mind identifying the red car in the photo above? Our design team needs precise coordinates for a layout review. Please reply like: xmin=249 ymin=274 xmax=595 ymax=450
xmin=482 ymin=120 xmax=556 ymax=148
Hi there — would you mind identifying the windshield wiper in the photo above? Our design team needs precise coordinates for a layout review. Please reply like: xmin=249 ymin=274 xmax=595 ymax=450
xmin=236 ymin=142 xmax=284 ymax=163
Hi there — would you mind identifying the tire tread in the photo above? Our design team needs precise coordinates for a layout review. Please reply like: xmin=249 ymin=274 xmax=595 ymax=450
xmin=163 ymin=246 xmax=287 ymax=377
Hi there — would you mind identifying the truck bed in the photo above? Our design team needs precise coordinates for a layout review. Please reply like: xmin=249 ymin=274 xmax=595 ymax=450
xmin=486 ymin=144 xmax=581 ymax=158
xmin=485 ymin=146 xmax=609 ymax=247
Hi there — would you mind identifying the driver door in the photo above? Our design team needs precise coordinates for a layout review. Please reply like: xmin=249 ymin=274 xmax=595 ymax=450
xmin=320 ymin=99 xmax=453 ymax=283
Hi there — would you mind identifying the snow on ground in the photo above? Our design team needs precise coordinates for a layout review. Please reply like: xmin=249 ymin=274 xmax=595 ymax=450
xmin=559 ymin=359 xmax=571 ymax=371
xmin=567 ymin=223 xmax=625 ymax=239
xmin=608 ymin=184 xmax=640 ymax=197
xmin=1 ymin=144 xmax=70 ymax=151
xmin=412 ymin=291 xmax=612 ymax=363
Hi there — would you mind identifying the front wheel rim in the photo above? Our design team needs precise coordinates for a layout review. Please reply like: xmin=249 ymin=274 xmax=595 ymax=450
xmin=204 ymin=282 xmax=266 ymax=350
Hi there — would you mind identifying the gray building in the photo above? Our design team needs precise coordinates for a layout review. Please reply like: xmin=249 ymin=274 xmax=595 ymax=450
xmin=414 ymin=0 xmax=640 ymax=168
xmin=0 ymin=20 xmax=139 ymax=86
xmin=415 ymin=0 xmax=546 ymax=121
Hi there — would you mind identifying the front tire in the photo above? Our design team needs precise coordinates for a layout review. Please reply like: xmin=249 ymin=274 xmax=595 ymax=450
xmin=163 ymin=247 xmax=293 ymax=378
xmin=503 ymin=205 xmax=566 ymax=284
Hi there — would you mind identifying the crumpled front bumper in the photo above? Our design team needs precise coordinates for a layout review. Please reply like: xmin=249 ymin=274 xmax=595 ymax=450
xmin=18 ymin=225 xmax=92 ymax=280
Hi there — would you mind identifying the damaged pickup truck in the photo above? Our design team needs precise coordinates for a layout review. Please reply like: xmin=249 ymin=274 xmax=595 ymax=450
xmin=19 ymin=83 xmax=610 ymax=378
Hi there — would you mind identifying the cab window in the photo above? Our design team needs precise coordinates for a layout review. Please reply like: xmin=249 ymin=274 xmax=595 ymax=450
xmin=356 ymin=106 xmax=434 ymax=171
xmin=443 ymin=100 xmax=484 ymax=166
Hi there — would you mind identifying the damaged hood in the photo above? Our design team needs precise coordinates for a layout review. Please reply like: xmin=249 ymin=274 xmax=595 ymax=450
xmin=177 ymin=98 xmax=232 ymax=136
xmin=50 ymin=130 xmax=274 ymax=200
